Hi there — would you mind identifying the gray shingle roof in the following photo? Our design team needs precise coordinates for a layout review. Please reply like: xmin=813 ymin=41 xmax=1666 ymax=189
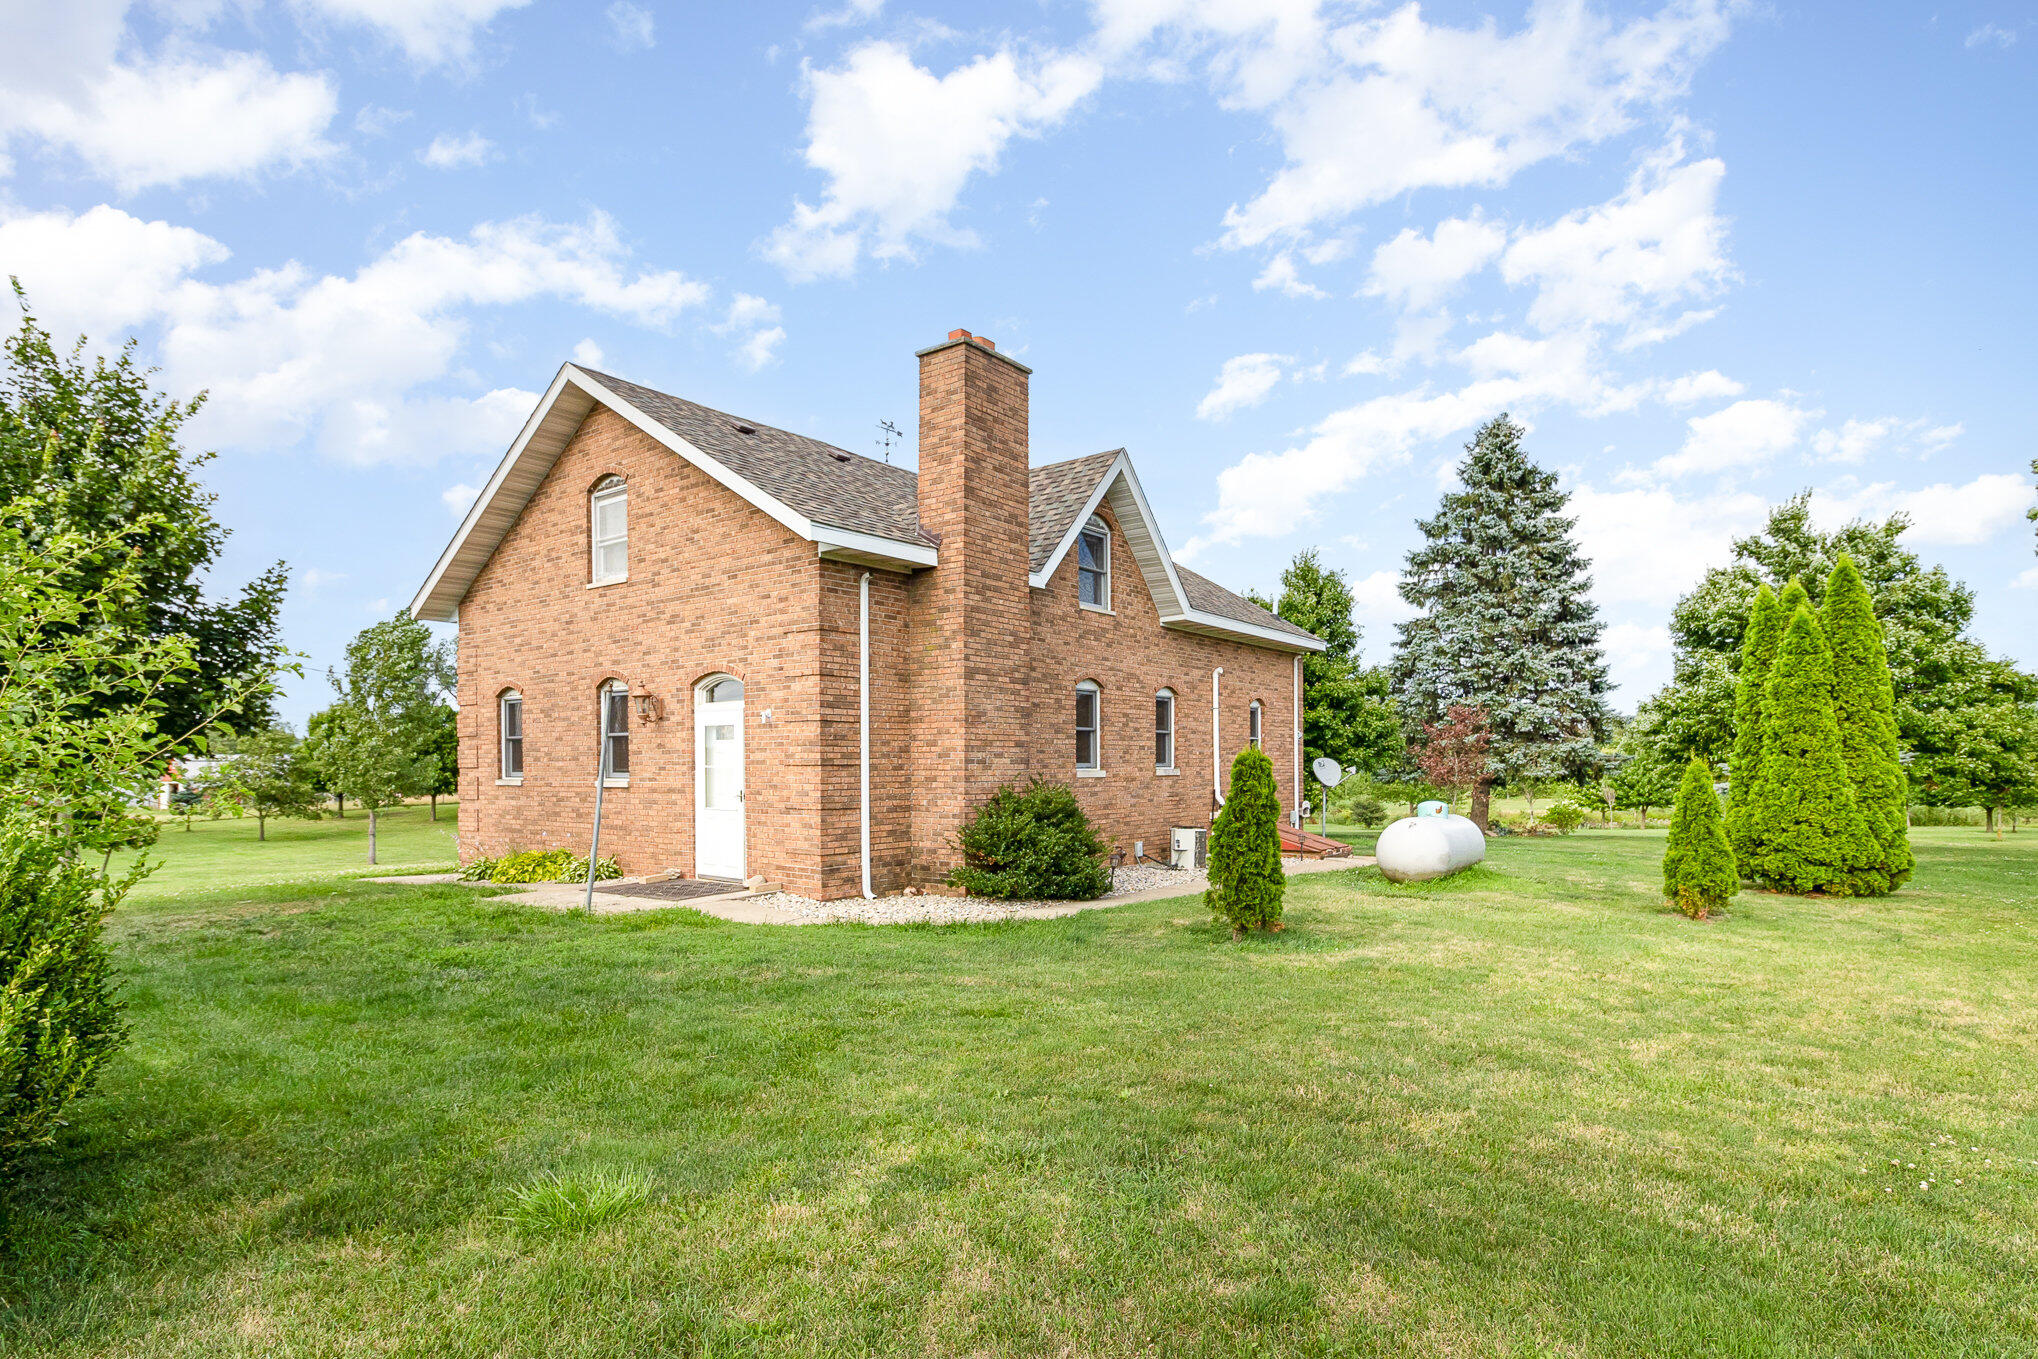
xmin=1027 ymin=449 xmax=1121 ymax=572
xmin=585 ymin=369 xmax=932 ymax=546
xmin=587 ymin=369 xmax=1321 ymax=649
xmin=1174 ymin=564 xmax=1322 ymax=643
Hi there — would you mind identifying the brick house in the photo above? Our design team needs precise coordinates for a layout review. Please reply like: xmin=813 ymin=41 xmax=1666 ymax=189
xmin=410 ymin=329 xmax=1323 ymax=899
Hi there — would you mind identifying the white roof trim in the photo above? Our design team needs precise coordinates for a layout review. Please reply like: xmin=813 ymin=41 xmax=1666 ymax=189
xmin=409 ymin=365 xmax=934 ymax=620
xmin=1028 ymin=452 xmax=1323 ymax=653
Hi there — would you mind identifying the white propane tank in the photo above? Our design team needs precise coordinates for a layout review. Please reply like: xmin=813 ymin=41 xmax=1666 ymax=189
xmin=1375 ymin=811 xmax=1486 ymax=882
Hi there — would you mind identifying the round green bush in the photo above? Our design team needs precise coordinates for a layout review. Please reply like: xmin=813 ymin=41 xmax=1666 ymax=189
xmin=949 ymin=781 xmax=1112 ymax=900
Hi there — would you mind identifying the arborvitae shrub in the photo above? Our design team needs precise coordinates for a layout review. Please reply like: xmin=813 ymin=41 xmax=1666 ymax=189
xmin=1726 ymin=582 xmax=1785 ymax=869
xmin=1820 ymin=554 xmax=1914 ymax=894
xmin=950 ymin=781 xmax=1112 ymax=900
xmin=1207 ymin=746 xmax=1287 ymax=936
xmin=2 ymin=826 xmax=128 ymax=1171
xmin=1748 ymin=607 xmax=1879 ymax=894
xmin=1663 ymin=758 xmax=1739 ymax=919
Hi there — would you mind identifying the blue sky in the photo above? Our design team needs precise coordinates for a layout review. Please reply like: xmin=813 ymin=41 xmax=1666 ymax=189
xmin=1 ymin=0 xmax=2032 ymax=731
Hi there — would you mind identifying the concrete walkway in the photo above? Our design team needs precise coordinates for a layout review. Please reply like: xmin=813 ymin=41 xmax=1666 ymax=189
xmin=364 ymin=856 xmax=1375 ymax=925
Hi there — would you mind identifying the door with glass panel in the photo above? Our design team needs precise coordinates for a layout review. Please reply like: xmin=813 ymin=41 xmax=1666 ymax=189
xmin=693 ymin=676 xmax=745 ymax=880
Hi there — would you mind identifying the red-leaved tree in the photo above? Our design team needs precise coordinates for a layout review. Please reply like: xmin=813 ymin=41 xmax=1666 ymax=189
xmin=1414 ymin=705 xmax=1492 ymax=819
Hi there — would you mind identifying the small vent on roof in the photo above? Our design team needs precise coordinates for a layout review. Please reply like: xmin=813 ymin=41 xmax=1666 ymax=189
xmin=830 ymin=452 xmax=851 ymax=463
xmin=732 ymin=422 xmax=757 ymax=435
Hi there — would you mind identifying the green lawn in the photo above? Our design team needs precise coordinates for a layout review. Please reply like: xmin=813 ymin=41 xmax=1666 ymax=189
xmin=112 ymin=802 xmax=460 ymax=903
xmin=4 ymin=830 xmax=2035 ymax=1356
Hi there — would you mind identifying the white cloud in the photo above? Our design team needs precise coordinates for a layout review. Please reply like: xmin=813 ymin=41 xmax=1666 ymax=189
xmin=1811 ymin=416 xmax=1962 ymax=463
xmin=1567 ymin=483 xmax=1766 ymax=607
xmin=765 ymin=41 xmax=1102 ymax=280
xmin=1811 ymin=473 xmax=2034 ymax=547
xmin=299 ymin=567 xmax=348 ymax=591
xmin=1600 ymin=621 xmax=1675 ymax=702
xmin=1157 ymin=0 xmax=1737 ymax=249
xmin=292 ymin=0 xmax=531 ymax=66
xmin=2014 ymin=566 xmax=2038 ymax=591
xmin=1660 ymin=369 xmax=1742 ymax=405
xmin=572 ymin=337 xmax=605 ymax=367
xmin=1651 ymin=397 xmax=1816 ymax=478
xmin=1364 ymin=213 xmax=1505 ymax=311
xmin=354 ymin=103 xmax=412 ymax=136
xmin=1252 ymin=252 xmax=1327 ymax=299
xmin=418 ymin=131 xmax=495 ymax=169
xmin=1196 ymin=353 xmax=1290 ymax=420
xmin=1 ymin=204 xmax=720 ymax=465
xmin=0 ymin=32 xmax=338 ymax=192
xmin=1966 ymin=23 xmax=2017 ymax=50
xmin=806 ymin=0 xmax=885 ymax=32
xmin=604 ymin=1 xmax=655 ymax=51
xmin=716 ymin=293 xmax=786 ymax=371
xmin=441 ymin=483 xmax=480 ymax=518
xmin=1500 ymin=143 xmax=1731 ymax=342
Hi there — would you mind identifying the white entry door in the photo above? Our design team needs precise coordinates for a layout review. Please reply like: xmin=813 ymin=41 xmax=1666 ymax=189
xmin=694 ymin=685 xmax=745 ymax=880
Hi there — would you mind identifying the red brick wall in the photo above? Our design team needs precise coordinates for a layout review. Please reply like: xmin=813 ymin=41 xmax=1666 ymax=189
xmin=1017 ymin=502 xmax=1300 ymax=869
xmin=455 ymin=405 xmax=836 ymax=895
xmin=903 ymin=336 xmax=1033 ymax=882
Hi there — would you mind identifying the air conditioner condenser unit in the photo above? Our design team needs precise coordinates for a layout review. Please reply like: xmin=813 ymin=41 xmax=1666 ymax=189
xmin=1170 ymin=826 xmax=1207 ymax=870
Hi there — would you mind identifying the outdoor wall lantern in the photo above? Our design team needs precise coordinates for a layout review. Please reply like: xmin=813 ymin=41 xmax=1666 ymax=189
xmin=630 ymin=682 xmax=663 ymax=723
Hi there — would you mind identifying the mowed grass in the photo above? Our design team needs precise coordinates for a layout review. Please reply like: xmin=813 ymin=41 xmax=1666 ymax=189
xmin=111 ymin=802 xmax=459 ymax=903
xmin=3 ymin=830 xmax=2035 ymax=1356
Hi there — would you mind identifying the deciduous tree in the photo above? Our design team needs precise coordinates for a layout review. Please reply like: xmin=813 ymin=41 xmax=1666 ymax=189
xmin=1252 ymin=549 xmax=1400 ymax=777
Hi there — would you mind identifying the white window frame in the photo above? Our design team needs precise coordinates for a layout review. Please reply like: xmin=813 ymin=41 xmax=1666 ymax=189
xmin=1155 ymin=688 xmax=1176 ymax=774
xmin=590 ymin=476 xmax=628 ymax=585
xmin=498 ymin=691 xmax=523 ymax=783
xmin=1248 ymin=699 xmax=1264 ymax=749
xmin=600 ymin=680 xmax=630 ymax=785
xmin=1075 ymin=680 xmax=1103 ymax=775
xmin=1076 ymin=515 xmax=1111 ymax=612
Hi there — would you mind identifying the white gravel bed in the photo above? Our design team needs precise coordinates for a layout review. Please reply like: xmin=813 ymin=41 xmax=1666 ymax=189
xmin=751 ymin=858 xmax=1320 ymax=925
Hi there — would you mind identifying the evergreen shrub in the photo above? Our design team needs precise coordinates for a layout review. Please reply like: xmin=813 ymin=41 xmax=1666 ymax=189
xmin=1748 ymin=608 xmax=1879 ymax=894
xmin=1820 ymin=554 xmax=1914 ymax=894
xmin=1663 ymin=758 xmax=1738 ymax=919
xmin=1725 ymin=582 xmax=1785 ymax=867
xmin=949 ymin=781 xmax=1111 ymax=900
xmin=1207 ymin=747 xmax=1287 ymax=936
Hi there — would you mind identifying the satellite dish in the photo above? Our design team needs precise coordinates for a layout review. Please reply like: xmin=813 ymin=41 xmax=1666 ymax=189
xmin=1311 ymin=757 xmax=1345 ymax=788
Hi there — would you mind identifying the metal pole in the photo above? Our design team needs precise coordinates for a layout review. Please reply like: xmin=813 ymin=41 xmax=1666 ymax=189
xmin=582 ymin=707 xmax=608 ymax=914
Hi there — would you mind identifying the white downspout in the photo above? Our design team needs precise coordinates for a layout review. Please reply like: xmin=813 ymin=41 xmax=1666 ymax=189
xmin=1211 ymin=666 xmax=1225 ymax=808
xmin=859 ymin=570 xmax=874 ymax=899
xmin=1292 ymin=654 xmax=1303 ymax=828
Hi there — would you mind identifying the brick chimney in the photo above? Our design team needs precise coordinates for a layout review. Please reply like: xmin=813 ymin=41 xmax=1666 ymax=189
xmin=905 ymin=329 xmax=1033 ymax=881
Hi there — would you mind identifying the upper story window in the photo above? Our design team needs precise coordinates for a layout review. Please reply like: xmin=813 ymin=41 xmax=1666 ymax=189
xmin=499 ymin=691 xmax=523 ymax=780
xmin=600 ymin=680 xmax=630 ymax=783
xmin=1075 ymin=680 xmax=1101 ymax=772
xmin=1155 ymin=689 xmax=1176 ymax=772
xmin=1077 ymin=515 xmax=1110 ymax=610
xmin=1248 ymin=699 xmax=1264 ymax=749
xmin=591 ymin=475 xmax=628 ymax=584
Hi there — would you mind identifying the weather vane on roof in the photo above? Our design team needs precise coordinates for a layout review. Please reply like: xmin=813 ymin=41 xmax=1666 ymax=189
xmin=877 ymin=419 xmax=901 ymax=464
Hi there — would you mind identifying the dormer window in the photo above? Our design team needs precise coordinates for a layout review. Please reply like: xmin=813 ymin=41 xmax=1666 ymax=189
xmin=591 ymin=475 xmax=628 ymax=584
xmin=1077 ymin=515 xmax=1110 ymax=610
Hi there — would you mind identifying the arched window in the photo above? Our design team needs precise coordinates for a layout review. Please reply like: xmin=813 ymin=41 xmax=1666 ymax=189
xmin=1076 ymin=514 xmax=1110 ymax=609
xmin=600 ymin=679 xmax=630 ymax=783
xmin=1155 ymin=688 xmax=1176 ymax=772
xmin=1075 ymin=680 xmax=1102 ymax=772
xmin=590 ymin=475 xmax=628 ymax=584
xmin=499 ymin=690 xmax=523 ymax=781
xmin=1248 ymin=699 xmax=1264 ymax=749
xmin=702 ymin=676 xmax=744 ymax=703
